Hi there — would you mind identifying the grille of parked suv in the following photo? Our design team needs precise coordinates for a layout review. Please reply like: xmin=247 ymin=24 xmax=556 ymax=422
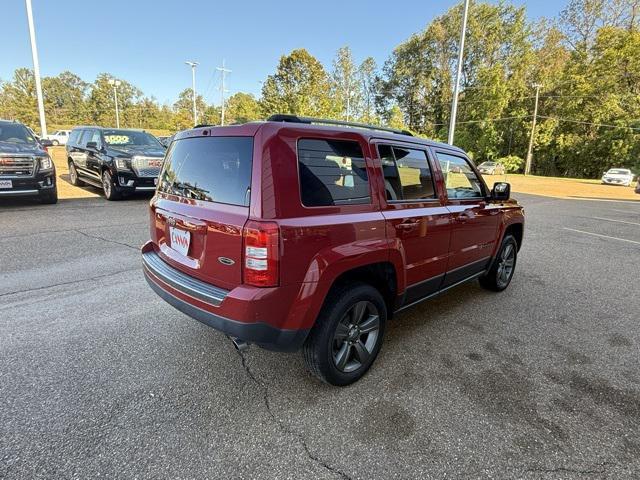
xmin=131 ymin=156 xmax=163 ymax=178
xmin=0 ymin=156 xmax=35 ymax=177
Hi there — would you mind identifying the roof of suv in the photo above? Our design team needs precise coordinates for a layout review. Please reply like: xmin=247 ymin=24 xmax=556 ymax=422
xmin=174 ymin=119 xmax=465 ymax=154
xmin=71 ymin=126 xmax=147 ymax=132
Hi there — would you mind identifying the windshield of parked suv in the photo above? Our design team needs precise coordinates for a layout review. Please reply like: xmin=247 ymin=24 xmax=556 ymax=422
xmin=103 ymin=129 xmax=162 ymax=147
xmin=607 ymin=169 xmax=630 ymax=175
xmin=158 ymin=136 xmax=253 ymax=206
xmin=0 ymin=123 xmax=37 ymax=144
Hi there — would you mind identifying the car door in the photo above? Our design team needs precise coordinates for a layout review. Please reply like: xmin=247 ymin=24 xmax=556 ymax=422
xmin=85 ymin=130 xmax=104 ymax=177
xmin=433 ymin=149 xmax=500 ymax=287
xmin=376 ymin=143 xmax=451 ymax=305
xmin=71 ymin=129 xmax=89 ymax=173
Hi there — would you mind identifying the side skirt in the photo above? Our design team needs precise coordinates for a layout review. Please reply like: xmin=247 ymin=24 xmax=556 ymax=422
xmin=394 ymin=270 xmax=487 ymax=314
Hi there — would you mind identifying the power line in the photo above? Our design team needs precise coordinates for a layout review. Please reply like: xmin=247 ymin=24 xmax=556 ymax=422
xmin=216 ymin=60 xmax=231 ymax=126
xmin=537 ymin=115 xmax=640 ymax=131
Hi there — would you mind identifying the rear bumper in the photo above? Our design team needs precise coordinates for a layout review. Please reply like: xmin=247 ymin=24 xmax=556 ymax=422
xmin=142 ymin=249 xmax=309 ymax=352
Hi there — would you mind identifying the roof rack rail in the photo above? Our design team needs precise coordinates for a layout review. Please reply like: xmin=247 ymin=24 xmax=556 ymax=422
xmin=267 ymin=114 xmax=413 ymax=136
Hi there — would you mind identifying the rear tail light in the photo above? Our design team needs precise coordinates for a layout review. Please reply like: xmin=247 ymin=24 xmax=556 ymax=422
xmin=242 ymin=220 xmax=279 ymax=287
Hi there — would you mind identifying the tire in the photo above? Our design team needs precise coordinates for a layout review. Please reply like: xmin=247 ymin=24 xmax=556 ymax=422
xmin=39 ymin=186 xmax=58 ymax=204
xmin=102 ymin=170 xmax=121 ymax=201
xmin=68 ymin=161 xmax=85 ymax=186
xmin=479 ymin=234 xmax=518 ymax=292
xmin=303 ymin=282 xmax=386 ymax=386
xmin=52 ymin=140 xmax=59 ymax=146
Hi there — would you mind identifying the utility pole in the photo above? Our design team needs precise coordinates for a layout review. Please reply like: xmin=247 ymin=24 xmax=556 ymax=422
xmin=216 ymin=60 xmax=231 ymax=126
xmin=24 ymin=0 xmax=47 ymax=137
xmin=185 ymin=61 xmax=199 ymax=126
xmin=448 ymin=0 xmax=470 ymax=145
xmin=108 ymin=79 xmax=122 ymax=128
xmin=525 ymin=83 xmax=542 ymax=175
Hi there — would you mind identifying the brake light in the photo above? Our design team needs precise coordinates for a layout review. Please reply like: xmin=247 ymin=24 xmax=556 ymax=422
xmin=242 ymin=220 xmax=279 ymax=287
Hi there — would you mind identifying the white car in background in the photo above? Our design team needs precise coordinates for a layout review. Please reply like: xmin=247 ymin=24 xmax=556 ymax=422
xmin=45 ymin=130 xmax=71 ymax=146
xmin=601 ymin=168 xmax=635 ymax=186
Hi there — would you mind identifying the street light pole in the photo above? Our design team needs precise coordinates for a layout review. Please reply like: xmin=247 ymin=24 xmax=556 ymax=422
xmin=524 ymin=83 xmax=542 ymax=176
xmin=217 ymin=60 xmax=231 ymax=126
xmin=24 ymin=0 xmax=47 ymax=137
xmin=108 ymin=79 xmax=122 ymax=128
xmin=448 ymin=0 xmax=470 ymax=145
xmin=185 ymin=61 xmax=199 ymax=126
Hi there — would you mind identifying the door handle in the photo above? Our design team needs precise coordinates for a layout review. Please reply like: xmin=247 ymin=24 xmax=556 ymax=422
xmin=396 ymin=220 xmax=419 ymax=230
xmin=455 ymin=213 xmax=472 ymax=223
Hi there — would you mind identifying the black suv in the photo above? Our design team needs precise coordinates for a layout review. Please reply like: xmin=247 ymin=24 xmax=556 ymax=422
xmin=0 ymin=119 xmax=57 ymax=204
xmin=66 ymin=127 xmax=165 ymax=200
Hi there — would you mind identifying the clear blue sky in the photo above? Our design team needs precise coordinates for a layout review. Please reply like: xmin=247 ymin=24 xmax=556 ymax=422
xmin=2 ymin=0 xmax=567 ymax=106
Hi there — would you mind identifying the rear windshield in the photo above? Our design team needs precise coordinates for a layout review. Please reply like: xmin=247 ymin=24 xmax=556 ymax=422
xmin=157 ymin=136 xmax=253 ymax=206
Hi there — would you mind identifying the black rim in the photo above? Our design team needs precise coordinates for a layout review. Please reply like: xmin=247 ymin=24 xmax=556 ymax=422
xmin=496 ymin=242 xmax=515 ymax=288
xmin=332 ymin=301 xmax=380 ymax=373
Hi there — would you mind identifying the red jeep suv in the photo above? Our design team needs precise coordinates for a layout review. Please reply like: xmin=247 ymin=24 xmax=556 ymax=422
xmin=142 ymin=115 xmax=524 ymax=385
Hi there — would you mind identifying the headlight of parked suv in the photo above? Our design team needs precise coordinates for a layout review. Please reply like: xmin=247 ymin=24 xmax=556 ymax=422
xmin=115 ymin=157 xmax=131 ymax=171
xmin=37 ymin=156 xmax=53 ymax=171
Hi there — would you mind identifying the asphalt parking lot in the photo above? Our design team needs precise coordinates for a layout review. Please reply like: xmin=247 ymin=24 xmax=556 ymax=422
xmin=1 ymin=192 xmax=639 ymax=479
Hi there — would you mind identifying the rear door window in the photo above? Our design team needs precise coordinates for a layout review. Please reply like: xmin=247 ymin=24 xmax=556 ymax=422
xmin=157 ymin=136 xmax=253 ymax=206
xmin=378 ymin=144 xmax=436 ymax=201
xmin=297 ymin=138 xmax=370 ymax=207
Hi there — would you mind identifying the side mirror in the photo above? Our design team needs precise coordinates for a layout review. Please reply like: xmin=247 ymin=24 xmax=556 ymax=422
xmin=492 ymin=182 xmax=511 ymax=201
xmin=86 ymin=141 xmax=98 ymax=150
xmin=40 ymin=139 xmax=53 ymax=148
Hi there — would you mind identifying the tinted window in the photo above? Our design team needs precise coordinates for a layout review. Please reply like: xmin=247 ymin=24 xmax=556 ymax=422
xmin=378 ymin=145 xmax=435 ymax=201
xmin=157 ymin=136 xmax=253 ymax=206
xmin=69 ymin=129 xmax=81 ymax=145
xmin=436 ymin=152 xmax=484 ymax=199
xmin=87 ymin=130 xmax=102 ymax=148
xmin=0 ymin=123 xmax=36 ymax=145
xmin=298 ymin=139 xmax=369 ymax=207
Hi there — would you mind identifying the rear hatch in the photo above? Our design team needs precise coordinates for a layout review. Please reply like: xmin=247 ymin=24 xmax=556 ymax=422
xmin=151 ymin=135 xmax=254 ymax=290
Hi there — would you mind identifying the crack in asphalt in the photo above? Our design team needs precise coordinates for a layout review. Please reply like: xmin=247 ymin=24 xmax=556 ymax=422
xmin=235 ymin=349 xmax=353 ymax=480
xmin=72 ymin=229 xmax=140 ymax=251
xmin=0 ymin=267 xmax=138 ymax=299
xmin=0 ymin=222 xmax=146 ymax=241
xmin=523 ymin=461 xmax=614 ymax=476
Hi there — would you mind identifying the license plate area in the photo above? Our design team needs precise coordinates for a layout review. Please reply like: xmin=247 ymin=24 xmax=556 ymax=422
xmin=169 ymin=226 xmax=191 ymax=256
xmin=0 ymin=180 xmax=13 ymax=189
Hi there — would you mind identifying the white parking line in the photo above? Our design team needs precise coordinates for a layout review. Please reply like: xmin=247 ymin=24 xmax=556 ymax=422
xmin=563 ymin=227 xmax=640 ymax=245
xmin=608 ymin=208 xmax=640 ymax=215
xmin=591 ymin=216 xmax=640 ymax=227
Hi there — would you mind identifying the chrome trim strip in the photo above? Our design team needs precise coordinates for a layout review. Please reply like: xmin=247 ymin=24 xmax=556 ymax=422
xmin=142 ymin=250 xmax=229 ymax=306
xmin=135 ymin=186 xmax=157 ymax=191
xmin=0 ymin=189 xmax=39 ymax=195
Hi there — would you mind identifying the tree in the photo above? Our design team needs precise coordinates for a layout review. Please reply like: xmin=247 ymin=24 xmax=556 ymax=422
xmin=358 ymin=57 xmax=379 ymax=124
xmin=173 ymin=88 xmax=208 ymax=126
xmin=224 ymin=92 xmax=261 ymax=124
xmin=86 ymin=74 xmax=142 ymax=127
xmin=331 ymin=46 xmax=361 ymax=120
xmin=260 ymin=49 xmax=333 ymax=117
xmin=0 ymin=68 xmax=39 ymax=128
xmin=42 ymin=71 xmax=87 ymax=126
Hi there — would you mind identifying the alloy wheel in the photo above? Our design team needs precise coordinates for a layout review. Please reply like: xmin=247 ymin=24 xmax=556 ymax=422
xmin=102 ymin=172 xmax=112 ymax=198
xmin=496 ymin=243 xmax=515 ymax=288
xmin=332 ymin=301 xmax=380 ymax=373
